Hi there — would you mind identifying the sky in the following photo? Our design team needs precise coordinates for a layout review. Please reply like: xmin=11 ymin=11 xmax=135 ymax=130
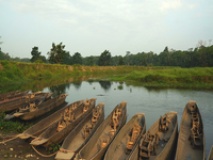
xmin=0 ymin=0 xmax=213 ymax=58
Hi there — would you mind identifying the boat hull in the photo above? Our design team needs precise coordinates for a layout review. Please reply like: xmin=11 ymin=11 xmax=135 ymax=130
xmin=175 ymin=101 xmax=206 ymax=160
xmin=76 ymin=101 xmax=127 ymax=160
xmin=129 ymin=111 xmax=178 ymax=160
xmin=104 ymin=113 xmax=146 ymax=160
xmin=18 ymin=99 xmax=84 ymax=139
xmin=13 ymin=94 xmax=67 ymax=120
xmin=55 ymin=103 xmax=105 ymax=160
xmin=0 ymin=92 xmax=51 ymax=112
xmin=30 ymin=98 xmax=96 ymax=146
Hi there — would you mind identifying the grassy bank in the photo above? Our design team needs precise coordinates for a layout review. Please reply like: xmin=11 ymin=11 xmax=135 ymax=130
xmin=0 ymin=61 xmax=213 ymax=92
xmin=110 ymin=67 xmax=213 ymax=89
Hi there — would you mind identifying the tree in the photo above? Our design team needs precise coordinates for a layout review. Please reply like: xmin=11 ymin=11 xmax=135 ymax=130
xmin=30 ymin=46 xmax=46 ymax=62
xmin=47 ymin=42 xmax=70 ymax=64
xmin=0 ymin=36 xmax=3 ymax=57
xmin=98 ymin=50 xmax=111 ymax=66
xmin=163 ymin=46 xmax=169 ymax=52
xmin=159 ymin=46 xmax=171 ymax=66
xmin=0 ymin=52 xmax=10 ymax=60
xmin=72 ymin=52 xmax=83 ymax=65
xmin=111 ymin=55 xmax=124 ymax=65
xmin=0 ymin=36 xmax=2 ymax=45
xmin=0 ymin=37 xmax=11 ymax=60
xmin=83 ymin=56 xmax=99 ymax=66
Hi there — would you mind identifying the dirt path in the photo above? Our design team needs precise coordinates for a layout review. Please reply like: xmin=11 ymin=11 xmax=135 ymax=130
xmin=0 ymin=133 xmax=55 ymax=160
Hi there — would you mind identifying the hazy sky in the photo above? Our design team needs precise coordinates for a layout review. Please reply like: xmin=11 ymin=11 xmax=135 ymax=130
xmin=0 ymin=0 xmax=212 ymax=58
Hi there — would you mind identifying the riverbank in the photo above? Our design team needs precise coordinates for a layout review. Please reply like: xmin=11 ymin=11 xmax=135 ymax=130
xmin=0 ymin=61 xmax=213 ymax=92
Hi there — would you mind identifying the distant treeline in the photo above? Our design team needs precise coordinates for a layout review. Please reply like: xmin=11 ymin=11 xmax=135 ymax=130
xmin=0 ymin=43 xmax=213 ymax=67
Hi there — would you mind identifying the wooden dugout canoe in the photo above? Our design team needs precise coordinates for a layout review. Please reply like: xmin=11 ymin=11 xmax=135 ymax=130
xmin=104 ymin=113 xmax=146 ymax=160
xmin=129 ymin=111 xmax=178 ymax=160
xmin=175 ymin=100 xmax=206 ymax=160
xmin=30 ymin=98 xmax=96 ymax=146
xmin=208 ymin=146 xmax=213 ymax=160
xmin=12 ymin=93 xmax=67 ymax=120
xmin=0 ymin=91 xmax=51 ymax=112
xmin=18 ymin=99 xmax=84 ymax=140
xmin=0 ymin=90 xmax=29 ymax=101
xmin=75 ymin=101 xmax=127 ymax=160
xmin=55 ymin=103 xmax=105 ymax=160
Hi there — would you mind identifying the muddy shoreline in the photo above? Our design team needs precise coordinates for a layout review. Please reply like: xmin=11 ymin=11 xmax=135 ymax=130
xmin=0 ymin=133 xmax=54 ymax=160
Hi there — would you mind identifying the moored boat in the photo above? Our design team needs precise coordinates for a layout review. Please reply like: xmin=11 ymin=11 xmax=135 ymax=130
xmin=18 ymin=99 xmax=84 ymax=140
xmin=55 ymin=103 xmax=105 ymax=160
xmin=0 ymin=90 xmax=29 ymax=101
xmin=0 ymin=91 xmax=51 ymax=112
xmin=12 ymin=93 xmax=67 ymax=120
xmin=129 ymin=111 xmax=178 ymax=160
xmin=208 ymin=145 xmax=213 ymax=160
xmin=104 ymin=113 xmax=146 ymax=160
xmin=30 ymin=98 xmax=96 ymax=146
xmin=75 ymin=101 xmax=127 ymax=160
xmin=175 ymin=100 xmax=206 ymax=160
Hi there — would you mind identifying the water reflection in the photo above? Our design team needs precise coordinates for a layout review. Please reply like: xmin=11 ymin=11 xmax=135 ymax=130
xmin=72 ymin=81 xmax=82 ymax=89
xmin=99 ymin=80 xmax=112 ymax=90
xmin=49 ymin=84 xmax=68 ymax=96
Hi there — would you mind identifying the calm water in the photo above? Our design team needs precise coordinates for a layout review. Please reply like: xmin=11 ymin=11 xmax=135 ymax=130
xmin=43 ymin=81 xmax=213 ymax=156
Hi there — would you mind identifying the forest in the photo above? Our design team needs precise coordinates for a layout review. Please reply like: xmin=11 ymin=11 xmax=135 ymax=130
xmin=0 ymin=42 xmax=213 ymax=67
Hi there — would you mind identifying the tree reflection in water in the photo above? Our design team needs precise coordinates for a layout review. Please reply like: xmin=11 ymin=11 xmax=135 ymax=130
xmin=99 ymin=80 xmax=112 ymax=90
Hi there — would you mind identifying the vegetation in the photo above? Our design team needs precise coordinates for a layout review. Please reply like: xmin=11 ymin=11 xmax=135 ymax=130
xmin=111 ymin=67 xmax=213 ymax=89
xmin=0 ymin=40 xmax=213 ymax=67
xmin=47 ymin=42 xmax=70 ymax=64
xmin=0 ymin=38 xmax=213 ymax=90
xmin=0 ymin=63 xmax=212 ymax=135
xmin=0 ymin=112 xmax=31 ymax=133
xmin=0 ymin=61 xmax=213 ymax=91
xmin=98 ymin=50 xmax=112 ymax=66
xmin=31 ymin=46 xmax=47 ymax=63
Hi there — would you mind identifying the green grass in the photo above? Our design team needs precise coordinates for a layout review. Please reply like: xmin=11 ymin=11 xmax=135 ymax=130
xmin=0 ymin=112 xmax=32 ymax=133
xmin=0 ymin=61 xmax=213 ymax=91
xmin=109 ymin=67 xmax=213 ymax=89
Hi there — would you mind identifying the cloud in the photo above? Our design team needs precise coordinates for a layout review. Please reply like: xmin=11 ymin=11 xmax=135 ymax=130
xmin=160 ymin=0 xmax=182 ymax=11
xmin=3 ymin=0 xmax=167 ymax=51
xmin=8 ymin=0 xmax=162 ymax=27
xmin=2 ymin=0 xmax=212 ymax=56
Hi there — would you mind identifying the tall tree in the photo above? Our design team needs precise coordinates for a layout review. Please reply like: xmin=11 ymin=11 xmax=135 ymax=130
xmin=0 ymin=36 xmax=2 ymax=55
xmin=111 ymin=55 xmax=124 ymax=65
xmin=72 ymin=52 xmax=83 ymax=65
xmin=98 ymin=50 xmax=111 ymax=66
xmin=0 ymin=37 xmax=11 ymax=60
xmin=30 ymin=46 xmax=46 ymax=62
xmin=47 ymin=42 xmax=70 ymax=64
xmin=0 ymin=52 xmax=10 ymax=60
xmin=83 ymin=56 xmax=99 ymax=66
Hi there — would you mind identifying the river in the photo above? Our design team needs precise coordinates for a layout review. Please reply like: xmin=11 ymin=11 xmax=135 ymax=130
xmin=43 ymin=80 xmax=213 ymax=156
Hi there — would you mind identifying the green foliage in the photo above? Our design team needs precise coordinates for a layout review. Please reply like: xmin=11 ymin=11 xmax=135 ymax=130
xmin=0 ymin=52 xmax=10 ymax=60
xmin=0 ymin=61 xmax=74 ymax=91
xmin=47 ymin=143 xmax=60 ymax=153
xmin=0 ymin=61 xmax=24 ymax=84
xmin=72 ymin=52 xmax=83 ymax=65
xmin=111 ymin=55 xmax=124 ymax=65
xmin=112 ymin=67 xmax=213 ymax=89
xmin=0 ymin=61 xmax=213 ymax=90
xmin=83 ymin=56 xmax=99 ymax=66
xmin=31 ymin=46 xmax=41 ymax=62
xmin=47 ymin=42 xmax=70 ymax=64
xmin=98 ymin=50 xmax=111 ymax=66
xmin=158 ymin=45 xmax=213 ymax=67
xmin=0 ymin=112 xmax=31 ymax=133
